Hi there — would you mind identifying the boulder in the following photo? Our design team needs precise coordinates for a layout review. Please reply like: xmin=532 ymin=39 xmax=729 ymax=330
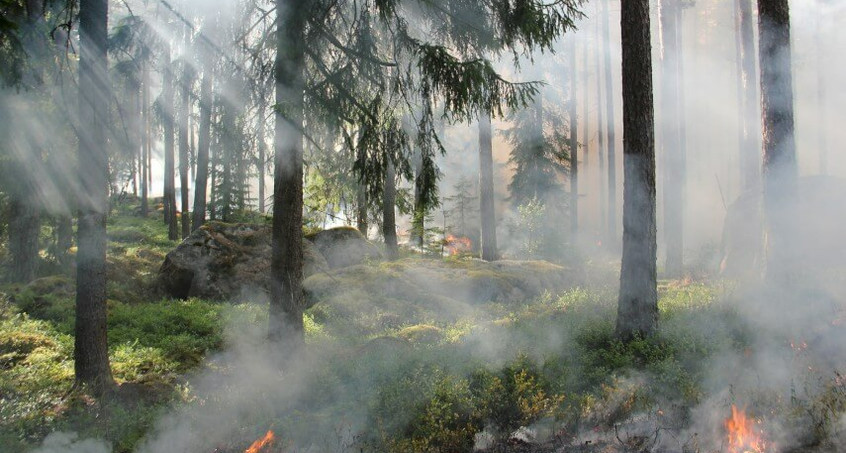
xmin=306 ymin=227 xmax=383 ymax=269
xmin=158 ymin=222 xmax=328 ymax=301
xmin=303 ymin=257 xmax=582 ymax=314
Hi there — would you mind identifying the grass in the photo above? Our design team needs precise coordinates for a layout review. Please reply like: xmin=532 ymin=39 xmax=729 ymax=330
xmin=1 ymin=200 xmax=843 ymax=452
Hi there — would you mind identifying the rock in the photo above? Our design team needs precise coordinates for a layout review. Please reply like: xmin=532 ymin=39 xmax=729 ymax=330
xmin=13 ymin=275 xmax=74 ymax=312
xmin=395 ymin=324 xmax=444 ymax=343
xmin=306 ymin=227 xmax=383 ymax=269
xmin=158 ymin=222 xmax=328 ymax=302
xmin=303 ymin=257 xmax=582 ymax=322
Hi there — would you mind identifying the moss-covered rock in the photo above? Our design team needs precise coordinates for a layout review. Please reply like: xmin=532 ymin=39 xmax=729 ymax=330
xmin=157 ymin=222 xmax=328 ymax=302
xmin=306 ymin=226 xmax=383 ymax=268
xmin=303 ymin=257 xmax=582 ymax=338
xmin=396 ymin=324 xmax=444 ymax=344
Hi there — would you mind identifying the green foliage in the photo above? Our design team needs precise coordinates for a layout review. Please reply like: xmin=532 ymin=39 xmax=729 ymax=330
xmin=108 ymin=299 xmax=225 ymax=369
xmin=504 ymin=94 xmax=570 ymax=206
xmin=471 ymin=354 xmax=566 ymax=436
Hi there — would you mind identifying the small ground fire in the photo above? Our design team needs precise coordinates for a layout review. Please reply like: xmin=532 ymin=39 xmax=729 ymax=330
xmin=244 ymin=430 xmax=275 ymax=453
xmin=724 ymin=405 xmax=767 ymax=453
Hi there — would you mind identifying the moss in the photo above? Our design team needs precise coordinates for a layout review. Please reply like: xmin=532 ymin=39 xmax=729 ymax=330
xmin=395 ymin=324 xmax=444 ymax=344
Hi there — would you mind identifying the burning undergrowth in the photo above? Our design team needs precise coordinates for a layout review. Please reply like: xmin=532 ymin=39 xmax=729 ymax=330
xmin=13 ymin=252 xmax=846 ymax=452
xmin=126 ymin=276 xmax=844 ymax=452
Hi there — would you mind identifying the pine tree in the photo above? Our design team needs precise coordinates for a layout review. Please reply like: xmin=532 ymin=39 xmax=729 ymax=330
xmin=75 ymin=0 xmax=115 ymax=394
xmin=616 ymin=0 xmax=658 ymax=340
xmin=757 ymin=0 xmax=797 ymax=285
xmin=269 ymin=0 xmax=307 ymax=352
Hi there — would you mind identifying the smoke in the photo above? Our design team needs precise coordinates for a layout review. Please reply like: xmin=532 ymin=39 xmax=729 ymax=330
xmin=30 ymin=432 xmax=111 ymax=453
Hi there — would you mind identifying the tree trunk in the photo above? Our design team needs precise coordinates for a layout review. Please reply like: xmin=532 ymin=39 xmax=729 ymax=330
xmin=131 ymin=84 xmax=139 ymax=197
xmin=163 ymin=47 xmax=178 ymax=240
xmin=75 ymin=0 xmax=114 ymax=394
xmin=412 ymin=163 xmax=425 ymax=249
xmin=661 ymin=0 xmax=684 ymax=276
xmin=140 ymin=62 xmax=150 ymax=217
xmin=569 ymin=34 xmax=579 ymax=240
xmin=269 ymin=0 xmax=306 ymax=351
xmin=220 ymin=98 xmax=234 ymax=222
xmin=736 ymin=0 xmax=760 ymax=191
xmin=382 ymin=158 xmax=399 ymax=260
xmin=595 ymin=10 xmax=607 ymax=242
xmin=257 ymin=101 xmax=266 ymax=214
xmin=178 ymin=42 xmax=191 ymax=239
xmin=601 ymin=0 xmax=618 ymax=247
xmin=582 ymin=34 xmax=590 ymax=172
xmin=478 ymin=112 xmax=498 ymax=261
xmin=56 ymin=214 xmax=73 ymax=268
xmin=192 ymin=64 xmax=212 ymax=231
xmin=758 ymin=0 xmax=797 ymax=284
xmin=7 ymin=197 xmax=40 ymax=283
xmin=357 ymin=184 xmax=368 ymax=236
xmin=815 ymin=3 xmax=827 ymax=176
xmin=616 ymin=0 xmax=658 ymax=340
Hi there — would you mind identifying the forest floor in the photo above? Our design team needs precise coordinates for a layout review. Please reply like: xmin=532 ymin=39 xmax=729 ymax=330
xmin=1 ymin=200 xmax=845 ymax=453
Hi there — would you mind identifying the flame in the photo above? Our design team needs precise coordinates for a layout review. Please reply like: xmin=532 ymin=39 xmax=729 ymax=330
xmin=445 ymin=235 xmax=472 ymax=255
xmin=245 ymin=430 xmax=275 ymax=453
xmin=724 ymin=405 xmax=767 ymax=453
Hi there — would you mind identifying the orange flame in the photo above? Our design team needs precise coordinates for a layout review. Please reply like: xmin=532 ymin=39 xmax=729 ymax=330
xmin=445 ymin=235 xmax=472 ymax=255
xmin=245 ymin=430 xmax=275 ymax=453
xmin=724 ymin=405 xmax=767 ymax=453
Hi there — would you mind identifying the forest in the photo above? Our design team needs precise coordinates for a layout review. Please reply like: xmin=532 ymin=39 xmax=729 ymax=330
xmin=1 ymin=0 xmax=844 ymax=452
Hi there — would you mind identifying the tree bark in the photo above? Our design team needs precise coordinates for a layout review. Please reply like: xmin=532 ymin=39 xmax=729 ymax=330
xmin=257 ymin=101 xmax=266 ymax=214
xmin=616 ymin=0 xmax=658 ymax=340
xmin=595 ymin=10 xmax=607 ymax=242
xmin=815 ymin=3 xmax=827 ymax=176
xmin=357 ymin=184 xmax=368 ymax=236
xmin=75 ymin=0 xmax=114 ymax=394
xmin=602 ymin=0 xmax=618 ymax=247
xmin=269 ymin=0 xmax=306 ymax=351
xmin=758 ymin=0 xmax=797 ymax=284
xmin=192 ymin=64 xmax=212 ymax=231
xmin=412 ymin=162 xmax=425 ymax=249
xmin=569 ymin=34 xmax=579 ymax=240
xmin=7 ymin=197 xmax=40 ymax=283
xmin=478 ymin=112 xmax=498 ymax=261
xmin=737 ymin=0 xmax=760 ymax=191
xmin=178 ymin=41 xmax=191 ymax=239
xmin=661 ymin=0 xmax=684 ymax=276
xmin=163 ymin=47 xmax=178 ymax=240
xmin=56 ymin=214 xmax=73 ymax=268
xmin=382 ymin=158 xmax=399 ymax=260
xmin=140 ymin=62 xmax=150 ymax=217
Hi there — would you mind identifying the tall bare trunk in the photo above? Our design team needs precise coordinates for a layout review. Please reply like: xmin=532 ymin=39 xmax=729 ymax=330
xmin=383 ymin=158 xmax=399 ymax=260
xmin=163 ymin=47 xmax=178 ymax=240
xmin=7 ymin=197 xmax=40 ymax=283
xmin=661 ymin=0 xmax=685 ymax=276
xmin=582 ymin=34 xmax=590 ymax=172
xmin=616 ymin=0 xmax=658 ymax=340
xmin=737 ymin=0 xmax=760 ymax=190
xmin=178 ymin=37 xmax=191 ymax=239
xmin=602 ymin=0 xmax=618 ymax=247
xmin=269 ymin=0 xmax=306 ymax=351
xmin=192 ymin=63 xmax=212 ymax=231
xmin=257 ymin=102 xmax=266 ymax=213
xmin=595 ymin=10 xmax=607 ymax=242
xmin=758 ymin=0 xmax=797 ymax=284
xmin=140 ymin=63 xmax=150 ymax=217
xmin=815 ymin=3 xmax=827 ymax=176
xmin=569 ymin=34 xmax=579 ymax=239
xmin=75 ymin=0 xmax=114 ymax=394
xmin=479 ymin=112 xmax=498 ymax=261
